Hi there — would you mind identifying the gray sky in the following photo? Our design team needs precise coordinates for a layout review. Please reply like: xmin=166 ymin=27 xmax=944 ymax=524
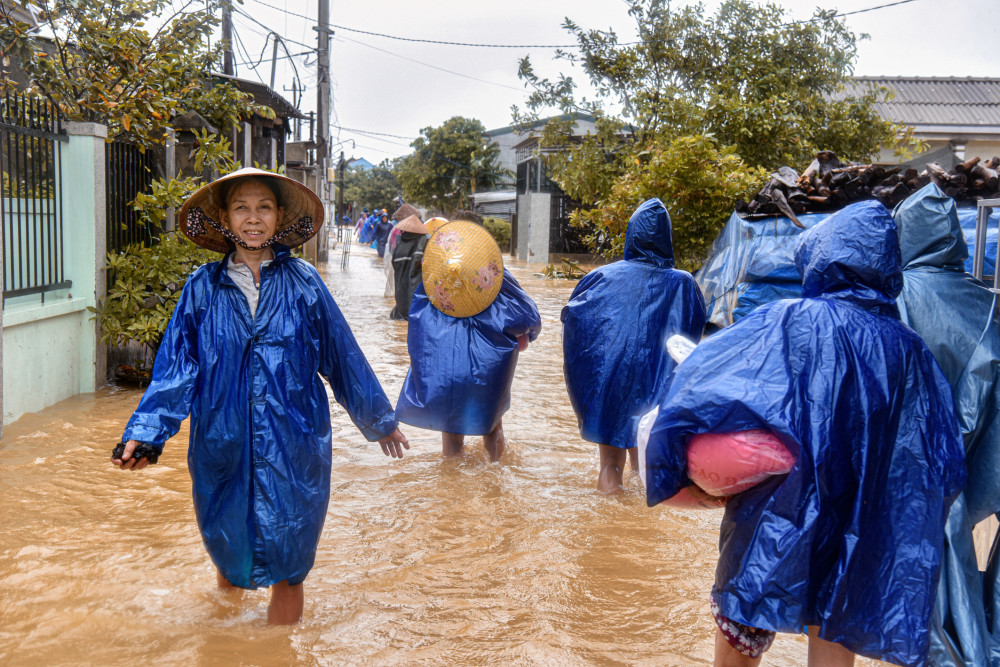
xmin=225 ymin=0 xmax=1000 ymax=163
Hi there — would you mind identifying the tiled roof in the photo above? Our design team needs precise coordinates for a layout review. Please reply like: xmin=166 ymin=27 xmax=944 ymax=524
xmin=843 ymin=76 xmax=1000 ymax=128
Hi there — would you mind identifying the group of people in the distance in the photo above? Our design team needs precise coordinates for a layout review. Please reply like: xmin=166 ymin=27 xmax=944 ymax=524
xmin=111 ymin=166 xmax=999 ymax=667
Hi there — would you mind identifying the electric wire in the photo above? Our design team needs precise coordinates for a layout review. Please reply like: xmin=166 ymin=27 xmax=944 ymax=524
xmin=335 ymin=35 xmax=527 ymax=93
xmin=245 ymin=0 xmax=922 ymax=48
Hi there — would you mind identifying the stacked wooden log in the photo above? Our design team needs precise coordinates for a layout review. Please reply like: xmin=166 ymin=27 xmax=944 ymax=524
xmin=735 ymin=151 xmax=1000 ymax=227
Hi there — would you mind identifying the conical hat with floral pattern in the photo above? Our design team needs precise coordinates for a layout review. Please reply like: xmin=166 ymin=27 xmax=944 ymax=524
xmin=421 ymin=220 xmax=503 ymax=318
xmin=424 ymin=217 xmax=450 ymax=234
xmin=178 ymin=167 xmax=323 ymax=253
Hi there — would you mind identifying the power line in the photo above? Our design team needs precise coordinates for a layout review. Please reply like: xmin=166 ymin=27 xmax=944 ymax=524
xmin=246 ymin=0 xmax=922 ymax=48
xmin=332 ymin=125 xmax=418 ymax=141
xmin=233 ymin=6 xmax=316 ymax=53
xmin=335 ymin=35 xmax=527 ymax=93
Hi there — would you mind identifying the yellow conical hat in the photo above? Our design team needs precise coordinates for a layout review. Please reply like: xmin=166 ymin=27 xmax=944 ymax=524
xmin=424 ymin=217 xmax=450 ymax=234
xmin=421 ymin=220 xmax=504 ymax=318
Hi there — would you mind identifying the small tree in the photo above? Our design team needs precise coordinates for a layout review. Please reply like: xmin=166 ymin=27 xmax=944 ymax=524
xmin=89 ymin=133 xmax=235 ymax=377
xmin=395 ymin=116 xmax=508 ymax=214
xmin=578 ymin=135 xmax=767 ymax=271
xmin=0 ymin=0 xmax=261 ymax=148
xmin=344 ymin=159 xmax=403 ymax=215
xmin=515 ymin=0 xmax=922 ymax=267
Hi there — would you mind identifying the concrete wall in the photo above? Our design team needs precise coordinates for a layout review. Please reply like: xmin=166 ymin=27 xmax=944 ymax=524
xmin=875 ymin=138 xmax=1000 ymax=168
xmin=515 ymin=192 xmax=552 ymax=265
xmin=2 ymin=122 xmax=106 ymax=427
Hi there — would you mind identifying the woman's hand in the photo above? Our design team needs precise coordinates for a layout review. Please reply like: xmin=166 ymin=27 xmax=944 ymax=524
xmin=111 ymin=439 xmax=151 ymax=470
xmin=516 ymin=334 xmax=529 ymax=352
xmin=378 ymin=429 xmax=410 ymax=459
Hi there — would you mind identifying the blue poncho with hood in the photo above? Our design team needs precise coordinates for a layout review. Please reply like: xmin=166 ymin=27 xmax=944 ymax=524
xmin=894 ymin=184 xmax=1000 ymax=667
xmin=395 ymin=269 xmax=541 ymax=435
xmin=644 ymin=200 xmax=966 ymax=665
xmin=122 ymin=245 xmax=397 ymax=589
xmin=359 ymin=213 xmax=378 ymax=245
xmin=561 ymin=198 xmax=706 ymax=449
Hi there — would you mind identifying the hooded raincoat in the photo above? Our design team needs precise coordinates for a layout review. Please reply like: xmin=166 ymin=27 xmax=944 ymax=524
xmin=375 ymin=216 xmax=394 ymax=258
xmin=122 ymin=245 xmax=397 ymax=589
xmin=894 ymin=184 xmax=1000 ymax=667
xmin=644 ymin=200 xmax=966 ymax=666
xmin=359 ymin=214 xmax=378 ymax=245
xmin=562 ymin=198 xmax=706 ymax=448
xmin=395 ymin=269 xmax=541 ymax=434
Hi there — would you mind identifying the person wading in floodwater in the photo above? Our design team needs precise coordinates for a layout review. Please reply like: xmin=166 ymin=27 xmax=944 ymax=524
xmin=112 ymin=168 xmax=409 ymax=625
xmin=395 ymin=218 xmax=541 ymax=461
xmin=562 ymin=198 xmax=706 ymax=493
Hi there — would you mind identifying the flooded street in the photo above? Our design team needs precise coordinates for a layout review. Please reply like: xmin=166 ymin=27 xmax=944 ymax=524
xmin=0 ymin=245 xmax=884 ymax=666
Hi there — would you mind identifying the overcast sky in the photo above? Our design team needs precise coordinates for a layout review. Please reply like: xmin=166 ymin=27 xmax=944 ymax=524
xmin=223 ymin=0 xmax=1000 ymax=164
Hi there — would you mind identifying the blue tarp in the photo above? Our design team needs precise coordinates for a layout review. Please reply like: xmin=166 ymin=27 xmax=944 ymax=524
xmin=697 ymin=204 xmax=999 ymax=329
xmin=645 ymin=201 xmax=966 ymax=665
xmin=894 ymin=184 xmax=1000 ymax=667
xmin=561 ymin=198 xmax=706 ymax=449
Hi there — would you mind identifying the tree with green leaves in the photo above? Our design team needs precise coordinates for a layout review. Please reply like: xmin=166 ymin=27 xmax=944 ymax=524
xmin=0 ymin=0 xmax=264 ymax=148
xmin=344 ymin=159 xmax=403 ymax=215
xmin=516 ymin=0 xmax=921 ymax=268
xmin=395 ymin=116 xmax=508 ymax=215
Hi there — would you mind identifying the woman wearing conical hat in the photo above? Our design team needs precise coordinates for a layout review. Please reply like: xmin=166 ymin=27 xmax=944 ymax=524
xmin=395 ymin=219 xmax=541 ymax=460
xmin=112 ymin=168 xmax=409 ymax=625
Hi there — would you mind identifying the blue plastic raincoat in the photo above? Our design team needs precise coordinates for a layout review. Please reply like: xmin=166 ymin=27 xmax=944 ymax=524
xmin=562 ymin=198 xmax=706 ymax=448
xmin=359 ymin=214 xmax=378 ymax=245
xmin=395 ymin=269 xmax=541 ymax=435
xmin=895 ymin=184 xmax=1000 ymax=667
xmin=374 ymin=217 xmax=393 ymax=258
xmin=645 ymin=200 xmax=966 ymax=666
xmin=122 ymin=245 xmax=397 ymax=589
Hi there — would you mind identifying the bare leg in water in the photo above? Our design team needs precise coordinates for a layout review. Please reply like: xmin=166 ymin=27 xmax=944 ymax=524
xmin=597 ymin=444 xmax=640 ymax=493
xmin=268 ymin=579 xmax=304 ymax=625
xmin=217 ymin=570 xmax=303 ymax=625
xmin=442 ymin=421 xmax=506 ymax=462
xmin=483 ymin=421 xmax=505 ymax=461
xmin=712 ymin=626 xmax=855 ymax=666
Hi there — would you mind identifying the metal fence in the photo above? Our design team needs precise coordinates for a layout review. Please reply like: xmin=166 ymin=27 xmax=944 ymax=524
xmin=549 ymin=193 xmax=589 ymax=254
xmin=1 ymin=90 xmax=68 ymax=301
xmin=106 ymin=139 xmax=158 ymax=254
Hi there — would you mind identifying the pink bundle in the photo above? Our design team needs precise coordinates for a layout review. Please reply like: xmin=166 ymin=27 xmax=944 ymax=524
xmin=661 ymin=429 xmax=795 ymax=507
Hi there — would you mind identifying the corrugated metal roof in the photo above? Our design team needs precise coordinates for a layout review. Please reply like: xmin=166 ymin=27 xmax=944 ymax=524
xmin=843 ymin=76 xmax=1000 ymax=128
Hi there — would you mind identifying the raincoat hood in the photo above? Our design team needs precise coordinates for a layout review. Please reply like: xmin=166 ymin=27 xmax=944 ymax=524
xmin=795 ymin=199 xmax=902 ymax=315
xmin=623 ymin=198 xmax=674 ymax=268
xmin=894 ymin=183 xmax=969 ymax=270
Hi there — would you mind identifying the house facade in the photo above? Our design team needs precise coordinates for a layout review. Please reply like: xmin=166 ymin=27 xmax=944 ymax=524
xmin=480 ymin=113 xmax=597 ymax=263
xmin=844 ymin=76 xmax=1000 ymax=168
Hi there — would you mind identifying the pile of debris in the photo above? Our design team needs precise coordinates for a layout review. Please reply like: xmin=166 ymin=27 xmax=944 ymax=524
xmin=736 ymin=151 xmax=1000 ymax=227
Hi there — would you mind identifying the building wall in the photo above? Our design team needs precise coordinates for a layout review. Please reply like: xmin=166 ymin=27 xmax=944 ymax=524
xmin=516 ymin=192 xmax=552 ymax=265
xmin=2 ymin=123 xmax=105 ymax=426
xmin=875 ymin=138 xmax=1000 ymax=168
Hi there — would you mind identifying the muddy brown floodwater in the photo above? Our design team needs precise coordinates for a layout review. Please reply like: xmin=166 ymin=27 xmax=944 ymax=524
xmin=0 ymin=246 xmax=888 ymax=666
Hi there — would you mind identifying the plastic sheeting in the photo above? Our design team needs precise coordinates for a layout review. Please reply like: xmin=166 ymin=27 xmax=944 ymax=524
xmin=894 ymin=184 xmax=1000 ymax=667
xmin=645 ymin=201 xmax=966 ymax=665
xmin=395 ymin=268 xmax=541 ymax=435
xmin=123 ymin=245 xmax=398 ymax=589
xmin=697 ymin=204 xmax=999 ymax=329
xmin=561 ymin=198 xmax=706 ymax=449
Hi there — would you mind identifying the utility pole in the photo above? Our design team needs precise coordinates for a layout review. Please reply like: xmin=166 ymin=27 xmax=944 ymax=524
xmin=222 ymin=1 xmax=235 ymax=76
xmin=315 ymin=0 xmax=331 ymax=262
